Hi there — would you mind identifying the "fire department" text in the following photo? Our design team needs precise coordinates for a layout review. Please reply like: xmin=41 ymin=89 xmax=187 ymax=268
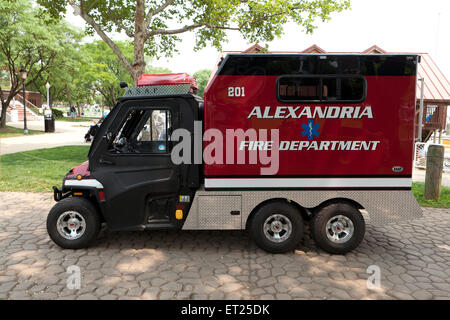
xmin=240 ymin=140 xmax=380 ymax=151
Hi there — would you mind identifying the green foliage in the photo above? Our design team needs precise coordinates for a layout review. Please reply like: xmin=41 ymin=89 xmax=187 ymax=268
xmin=29 ymin=26 xmax=85 ymax=108
xmin=145 ymin=64 xmax=172 ymax=74
xmin=52 ymin=108 xmax=64 ymax=117
xmin=0 ymin=146 xmax=90 ymax=192
xmin=193 ymin=69 xmax=212 ymax=98
xmin=79 ymin=40 xmax=134 ymax=106
xmin=0 ymin=0 xmax=82 ymax=127
xmin=0 ymin=69 xmax=9 ymax=89
xmin=37 ymin=0 xmax=351 ymax=81
xmin=412 ymin=182 xmax=450 ymax=208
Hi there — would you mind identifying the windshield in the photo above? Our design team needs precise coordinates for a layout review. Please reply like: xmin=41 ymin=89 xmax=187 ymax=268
xmin=87 ymin=103 xmax=119 ymax=157
xmin=110 ymin=108 xmax=171 ymax=154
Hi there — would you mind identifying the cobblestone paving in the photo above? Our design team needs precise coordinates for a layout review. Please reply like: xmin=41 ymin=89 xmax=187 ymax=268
xmin=0 ymin=192 xmax=449 ymax=300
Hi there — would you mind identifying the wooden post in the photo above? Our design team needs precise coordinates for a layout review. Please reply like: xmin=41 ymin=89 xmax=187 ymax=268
xmin=424 ymin=144 xmax=445 ymax=201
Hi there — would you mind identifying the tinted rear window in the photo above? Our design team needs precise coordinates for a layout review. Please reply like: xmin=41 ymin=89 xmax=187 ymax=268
xmin=278 ymin=76 xmax=365 ymax=103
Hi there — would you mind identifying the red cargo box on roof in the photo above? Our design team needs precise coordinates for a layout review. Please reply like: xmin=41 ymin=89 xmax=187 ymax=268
xmin=137 ymin=73 xmax=197 ymax=88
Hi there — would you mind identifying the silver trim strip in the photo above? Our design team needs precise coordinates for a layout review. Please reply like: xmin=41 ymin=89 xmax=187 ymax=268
xmin=64 ymin=179 xmax=104 ymax=189
xmin=204 ymin=178 xmax=412 ymax=189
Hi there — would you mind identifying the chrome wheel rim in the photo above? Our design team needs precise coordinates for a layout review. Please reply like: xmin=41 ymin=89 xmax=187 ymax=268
xmin=56 ymin=211 xmax=86 ymax=240
xmin=325 ymin=215 xmax=354 ymax=243
xmin=263 ymin=214 xmax=292 ymax=243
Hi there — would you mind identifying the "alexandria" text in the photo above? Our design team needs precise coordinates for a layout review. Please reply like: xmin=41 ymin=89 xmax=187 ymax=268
xmin=248 ymin=106 xmax=373 ymax=119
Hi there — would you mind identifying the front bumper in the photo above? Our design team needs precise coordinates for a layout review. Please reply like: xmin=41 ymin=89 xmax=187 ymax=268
xmin=52 ymin=186 xmax=71 ymax=202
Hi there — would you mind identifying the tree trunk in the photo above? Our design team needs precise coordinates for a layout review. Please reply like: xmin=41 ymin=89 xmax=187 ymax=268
xmin=68 ymin=97 xmax=73 ymax=116
xmin=132 ymin=0 xmax=147 ymax=85
xmin=110 ymin=87 xmax=116 ymax=106
xmin=49 ymin=87 xmax=54 ymax=110
xmin=1 ymin=101 xmax=8 ymax=128
xmin=1 ymin=95 xmax=14 ymax=129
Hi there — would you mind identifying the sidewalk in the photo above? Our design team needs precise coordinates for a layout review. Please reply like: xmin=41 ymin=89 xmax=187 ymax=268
xmin=412 ymin=168 xmax=450 ymax=187
xmin=0 ymin=121 xmax=91 ymax=155
xmin=1 ymin=192 xmax=449 ymax=300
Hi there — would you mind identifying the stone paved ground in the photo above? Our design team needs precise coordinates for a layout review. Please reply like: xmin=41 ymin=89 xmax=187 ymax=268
xmin=0 ymin=192 xmax=449 ymax=300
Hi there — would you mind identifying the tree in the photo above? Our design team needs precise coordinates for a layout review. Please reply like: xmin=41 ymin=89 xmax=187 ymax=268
xmin=193 ymin=69 xmax=211 ymax=98
xmin=145 ymin=63 xmax=171 ymax=74
xmin=0 ymin=0 xmax=82 ymax=128
xmin=80 ymin=41 xmax=134 ymax=107
xmin=29 ymin=29 xmax=85 ymax=110
xmin=74 ymin=42 xmax=172 ymax=108
xmin=38 ymin=0 xmax=350 ymax=84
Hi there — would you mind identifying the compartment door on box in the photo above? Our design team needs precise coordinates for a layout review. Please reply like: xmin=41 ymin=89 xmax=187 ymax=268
xmin=183 ymin=195 xmax=242 ymax=230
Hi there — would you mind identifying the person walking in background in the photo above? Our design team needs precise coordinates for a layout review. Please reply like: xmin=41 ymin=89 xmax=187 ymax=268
xmin=70 ymin=105 xmax=76 ymax=119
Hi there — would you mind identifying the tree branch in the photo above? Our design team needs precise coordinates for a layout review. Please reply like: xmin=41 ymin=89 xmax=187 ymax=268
xmin=68 ymin=0 xmax=134 ymax=76
xmin=85 ymin=0 xmax=99 ymax=13
xmin=238 ymin=6 xmax=302 ymax=29
xmin=146 ymin=0 xmax=291 ymax=38
xmin=106 ymin=7 xmax=134 ymax=38
xmin=145 ymin=0 xmax=174 ymax=29
xmin=147 ymin=23 xmax=239 ymax=37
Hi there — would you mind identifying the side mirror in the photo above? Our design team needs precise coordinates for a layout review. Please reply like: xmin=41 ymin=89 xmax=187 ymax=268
xmin=120 ymin=81 xmax=128 ymax=88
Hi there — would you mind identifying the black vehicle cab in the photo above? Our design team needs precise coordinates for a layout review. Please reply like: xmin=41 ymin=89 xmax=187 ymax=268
xmin=49 ymin=74 xmax=202 ymax=248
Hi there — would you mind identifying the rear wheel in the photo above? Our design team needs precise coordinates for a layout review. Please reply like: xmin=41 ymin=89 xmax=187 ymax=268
xmin=47 ymin=197 xmax=101 ymax=249
xmin=250 ymin=202 xmax=303 ymax=253
xmin=310 ymin=202 xmax=365 ymax=254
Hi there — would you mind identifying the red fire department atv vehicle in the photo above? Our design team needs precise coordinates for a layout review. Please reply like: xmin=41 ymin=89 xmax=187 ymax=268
xmin=47 ymin=55 xmax=422 ymax=254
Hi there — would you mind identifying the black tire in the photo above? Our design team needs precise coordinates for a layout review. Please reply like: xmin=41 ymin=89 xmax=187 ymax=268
xmin=250 ymin=201 xmax=304 ymax=253
xmin=47 ymin=197 xmax=101 ymax=249
xmin=310 ymin=202 xmax=365 ymax=254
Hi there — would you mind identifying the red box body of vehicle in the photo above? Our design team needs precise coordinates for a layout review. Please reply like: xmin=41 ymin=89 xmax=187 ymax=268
xmin=203 ymin=54 xmax=417 ymax=189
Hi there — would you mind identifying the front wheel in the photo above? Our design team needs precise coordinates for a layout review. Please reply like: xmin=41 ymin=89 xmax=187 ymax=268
xmin=310 ymin=202 xmax=365 ymax=254
xmin=47 ymin=197 xmax=101 ymax=249
xmin=250 ymin=202 xmax=304 ymax=253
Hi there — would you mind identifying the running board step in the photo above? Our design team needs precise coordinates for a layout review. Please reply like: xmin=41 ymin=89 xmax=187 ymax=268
xmin=143 ymin=222 xmax=178 ymax=230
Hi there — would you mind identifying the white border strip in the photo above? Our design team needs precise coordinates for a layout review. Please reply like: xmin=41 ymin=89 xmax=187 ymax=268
xmin=64 ymin=179 xmax=104 ymax=189
xmin=205 ymin=178 xmax=411 ymax=189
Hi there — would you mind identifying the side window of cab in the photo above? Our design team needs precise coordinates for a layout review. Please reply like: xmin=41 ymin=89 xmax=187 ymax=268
xmin=111 ymin=108 xmax=171 ymax=154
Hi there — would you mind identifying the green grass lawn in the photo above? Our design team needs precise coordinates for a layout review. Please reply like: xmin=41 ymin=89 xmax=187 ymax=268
xmin=0 ymin=126 xmax=43 ymax=138
xmin=0 ymin=146 xmax=89 ymax=192
xmin=0 ymin=145 xmax=449 ymax=208
xmin=55 ymin=117 xmax=98 ymax=122
xmin=412 ymin=182 xmax=450 ymax=208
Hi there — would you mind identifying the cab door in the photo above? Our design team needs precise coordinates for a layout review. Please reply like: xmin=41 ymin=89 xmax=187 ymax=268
xmin=90 ymin=99 xmax=180 ymax=231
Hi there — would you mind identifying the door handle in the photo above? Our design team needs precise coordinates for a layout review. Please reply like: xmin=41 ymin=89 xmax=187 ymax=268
xmin=99 ymin=158 xmax=115 ymax=165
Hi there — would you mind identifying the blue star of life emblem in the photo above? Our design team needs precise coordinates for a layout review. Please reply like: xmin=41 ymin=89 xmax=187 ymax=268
xmin=301 ymin=120 xmax=320 ymax=140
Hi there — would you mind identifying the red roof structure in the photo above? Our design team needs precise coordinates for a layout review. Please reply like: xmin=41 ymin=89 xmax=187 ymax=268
xmin=242 ymin=43 xmax=266 ymax=53
xmin=361 ymin=45 xmax=386 ymax=54
xmin=416 ymin=53 xmax=450 ymax=103
xmin=301 ymin=44 xmax=327 ymax=54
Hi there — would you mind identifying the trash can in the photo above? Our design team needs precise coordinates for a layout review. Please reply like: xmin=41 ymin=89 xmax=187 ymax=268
xmin=44 ymin=114 xmax=55 ymax=133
